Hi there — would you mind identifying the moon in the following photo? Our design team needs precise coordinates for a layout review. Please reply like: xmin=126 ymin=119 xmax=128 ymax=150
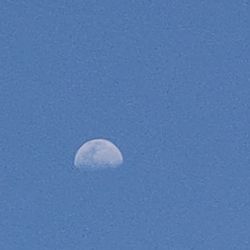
xmin=74 ymin=139 xmax=123 ymax=170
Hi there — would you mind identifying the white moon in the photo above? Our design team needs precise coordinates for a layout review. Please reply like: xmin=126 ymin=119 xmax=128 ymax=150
xmin=74 ymin=139 xmax=123 ymax=170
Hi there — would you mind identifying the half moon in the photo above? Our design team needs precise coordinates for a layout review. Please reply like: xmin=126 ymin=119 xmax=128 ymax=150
xmin=74 ymin=139 xmax=123 ymax=170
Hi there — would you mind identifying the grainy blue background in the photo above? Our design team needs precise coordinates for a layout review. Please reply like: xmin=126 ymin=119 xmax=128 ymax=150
xmin=0 ymin=1 xmax=249 ymax=249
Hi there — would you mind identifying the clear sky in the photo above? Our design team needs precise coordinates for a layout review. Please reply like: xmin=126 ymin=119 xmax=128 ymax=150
xmin=0 ymin=1 xmax=249 ymax=249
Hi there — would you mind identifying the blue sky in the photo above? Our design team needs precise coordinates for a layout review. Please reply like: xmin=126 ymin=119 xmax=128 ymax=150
xmin=0 ymin=1 xmax=249 ymax=249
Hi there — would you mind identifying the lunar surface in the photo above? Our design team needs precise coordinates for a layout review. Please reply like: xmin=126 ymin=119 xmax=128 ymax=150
xmin=74 ymin=139 xmax=123 ymax=170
